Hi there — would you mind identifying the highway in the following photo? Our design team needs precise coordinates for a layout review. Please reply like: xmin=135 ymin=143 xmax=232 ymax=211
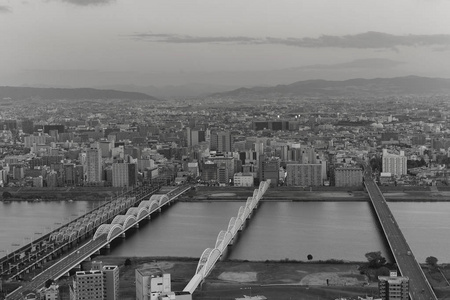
xmin=364 ymin=174 xmax=437 ymax=300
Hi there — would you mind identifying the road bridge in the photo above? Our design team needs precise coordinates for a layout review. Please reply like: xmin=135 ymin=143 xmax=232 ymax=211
xmin=183 ymin=180 xmax=270 ymax=294
xmin=5 ymin=185 xmax=191 ymax=300
xmin=364 ymin=174 xmax=437 ymax=300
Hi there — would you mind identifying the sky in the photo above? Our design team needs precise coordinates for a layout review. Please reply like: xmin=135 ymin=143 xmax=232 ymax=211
xmin=1 ymin=0 xmax=450 ymax=89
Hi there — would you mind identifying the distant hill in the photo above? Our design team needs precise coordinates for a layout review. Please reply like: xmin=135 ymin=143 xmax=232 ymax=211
xmin=0 ymin=86 xmax=158 ymax=101
xmin=207 ymin=76 xmax=450 ymax=99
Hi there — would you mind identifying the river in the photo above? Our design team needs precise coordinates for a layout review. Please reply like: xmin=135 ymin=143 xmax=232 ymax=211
xmin=0 ymin=200 xmax=449 ymax=263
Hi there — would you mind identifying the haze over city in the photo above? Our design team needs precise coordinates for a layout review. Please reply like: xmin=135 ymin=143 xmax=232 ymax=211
xmin=1 ymin=0 xmax=450 ymax=93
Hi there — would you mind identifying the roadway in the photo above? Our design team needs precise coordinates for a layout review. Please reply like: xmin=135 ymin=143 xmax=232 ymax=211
xmin=364 ymin=174 xmax=437 ymax=300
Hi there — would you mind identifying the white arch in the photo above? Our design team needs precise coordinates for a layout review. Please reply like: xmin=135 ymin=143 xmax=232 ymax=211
xmin=138 ymin=200 xmax=151 ymax=209
xmin=111 ymin=215 xmax=138 ymax=230
xmin=93 ymin=224 xmax=123 ymax=241
xmin=202 ymin=248 xmax=221 ymax=277
xmin=227 ymin=217 xmax=236 ymax=232
xmin=126 ymin=207 xmax=149 ymax=221
xmin=150 ymin=194 xmax=170 ymax=206
xmin=215 ymin=231 xmax=226 ymax=249
xmin=215 ymin=230 xmax=233 ymax=252
xmin=148 ymin=200 xmax=160 ymax=213
xmin=196 ymin=248 xmax=212 ymax=275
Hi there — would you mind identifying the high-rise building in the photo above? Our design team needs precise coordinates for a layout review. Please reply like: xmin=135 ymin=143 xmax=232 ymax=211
xmin=286 ymin=163 xmax=322 ymax=187
xmin=86 ymin=147 xmax=103 ymax=184
xmin=210 ymin=156 xmax=234 ymax=181
xmin=201 ymin=161 xmax=217 ymax=182
xmin=112 ymin=162 xmax=137 ymax=187
xmin=378 ymin=272 xmax=409 ymax=300
xmin=103 ymin=265 xmax=120 ymax=300
xmin=210 ymin=131 xmax=233 ymax=152
xmin=382 ymin=149 xmax=407 ymax=176
xmin=74 ymin=262 xmax=119 ymax=300
xmin=74 ymin=270 xmax=104 ymax=300
xmin=186 ymin=127 xmax=205 ymax=147
xmin=259 ymin=156 xmax=280 ymax=186
xmin=334 ymin=166 xmax=363 ymax=187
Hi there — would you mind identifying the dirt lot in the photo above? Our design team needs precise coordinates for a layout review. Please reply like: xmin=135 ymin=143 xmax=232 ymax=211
xmin=73 ymin=257 xmax=377 ymax=300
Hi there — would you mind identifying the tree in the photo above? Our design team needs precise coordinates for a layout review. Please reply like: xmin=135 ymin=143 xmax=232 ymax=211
xmin=426 ymin=256 xmax=438 ymax=267
xmin=2 ymin=191 xmax=12 ymax=199
xmin=307 ymin=254 xmax=313 ymax=261
xmin=45 ymin=279 xmax=54 ymax=288
xmin=124 ymin=258 xmax=132 ymax=266
xmin=365 ymin=251 xmax=387 ymax=268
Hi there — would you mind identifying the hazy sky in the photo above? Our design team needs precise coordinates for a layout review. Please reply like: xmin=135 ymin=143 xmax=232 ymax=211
xmin=1 ymin=0 xmax=450 ymax=87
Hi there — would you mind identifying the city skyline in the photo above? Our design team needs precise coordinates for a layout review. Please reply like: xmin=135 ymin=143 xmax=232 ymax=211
xmin=1 ymin=0 xmax=450 ymax=88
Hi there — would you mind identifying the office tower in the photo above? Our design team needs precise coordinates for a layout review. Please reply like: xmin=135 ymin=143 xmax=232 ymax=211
xmin=286 ymin=164 xmax=322 ymax=187
xmin=86 ymin=147 xmax=102 ymax=183
xmin=378 ymin=272 xmax=409 ymax=300
xmin=382 ymin=149 xmax=407 ymax=176
xmin=210 ymin=131 xmax=233 ymax=152
xmin=186 ymin=127 xmax=205 ymax=147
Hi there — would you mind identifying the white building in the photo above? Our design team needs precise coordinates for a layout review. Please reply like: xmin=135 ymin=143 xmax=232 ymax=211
xmin=38 ymin=283 xmax=59 ymax=300
xmin=382 ymin=149 xmax=407 ymax=176
xmin=136 ymin=269 xmax=171 ymax=300
xmin=233 ymin=172 xmax=254 ymax=187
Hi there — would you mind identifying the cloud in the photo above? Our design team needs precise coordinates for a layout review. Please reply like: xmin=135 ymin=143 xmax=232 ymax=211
xmin=0 ymin=5 xmax=11 ymax=13
xmin=60 ymin=0 xmax=114 ymax=6
xmin=129 ymin=31 xmax=450 ymax=50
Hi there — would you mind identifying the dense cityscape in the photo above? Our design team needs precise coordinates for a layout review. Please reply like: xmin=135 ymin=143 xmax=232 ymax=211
xmin=2 ymin=0 xmax=450 ymax=299
xmin=0 ymin=95 xmax=449 ymax=190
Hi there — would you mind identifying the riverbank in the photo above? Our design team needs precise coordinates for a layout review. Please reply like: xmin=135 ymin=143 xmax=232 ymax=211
xmin=64 ymin=256 xmax=450 ymax=299
xmin=2 ymin=185 xmax=450 ymax=202
xmin=0 ymin=186 xmax=123 ymax=202
xmin=188 ymin=186 xmax=450 ymax=202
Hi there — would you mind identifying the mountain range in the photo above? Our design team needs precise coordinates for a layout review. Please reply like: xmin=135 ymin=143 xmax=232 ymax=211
xmin=0 ymin=86 xmax=157 ymax=101
xmin=207 ymin=76 xmax=450 ymax=99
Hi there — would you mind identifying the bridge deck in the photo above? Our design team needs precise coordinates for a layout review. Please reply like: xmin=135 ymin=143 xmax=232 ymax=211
xmin=5 ymin=185 xmax=191 ymax=300
xmin=364 ymin=175 xmax=436 ymax=300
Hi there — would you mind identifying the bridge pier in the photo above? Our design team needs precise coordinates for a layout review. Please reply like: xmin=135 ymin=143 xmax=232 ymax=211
xmin=134 ymin=223 xmax=139 ymax=229
xmin=147 ymin=215 xmax=151 ymax=220
xmin=121 ymin=233 xmax=126 ymax=238
xmin=105 ymin=244 xmax=110 ymax=249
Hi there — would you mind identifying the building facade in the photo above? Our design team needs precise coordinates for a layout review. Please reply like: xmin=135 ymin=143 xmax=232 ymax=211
xmin=286 ymin=164 xmax=322 ymax=187
xmin=334 ymin=166 xmax=363 ymax=187
xmin=382 ymin=149 xmax=407 ymax=176
xmin=378 ymin=273 xmax=409 ymax=300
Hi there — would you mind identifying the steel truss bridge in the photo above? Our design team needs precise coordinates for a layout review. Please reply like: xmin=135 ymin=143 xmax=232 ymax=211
xmin=183 ymin=180 xmax=271 ymax=294
xmin=5 ymin=184 xmax=191 ymax=300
